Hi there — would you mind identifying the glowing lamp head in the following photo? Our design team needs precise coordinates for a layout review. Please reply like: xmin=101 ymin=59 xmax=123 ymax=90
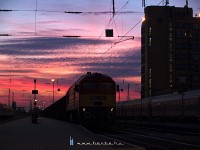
xmin=195 ymin=13 xmax=200 ymax=17
xmin=34 ymin=99 xmax=37 ymax=105
xmin=51 ymin=79 xmax=55 ymax=82
xmin=142 ymin=17 xmax=145 ymax=22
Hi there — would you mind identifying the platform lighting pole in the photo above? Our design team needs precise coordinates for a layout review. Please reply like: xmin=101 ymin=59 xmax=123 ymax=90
xmin=119 ymin=89 xmax=121 ymax=102
xmin=32 ymin=79 xmax=38 ymax=124
xmin=142 ymin=0 xmax=146 ymax=8
xmin=186 ymin=0 xmax=188 ymax=7
xmin=51 ymin=79 xmax=55 ymax=103
xmin=29 ymin=96 xmax=32 ymax=113
xmin=112 ymin=0 xmax=115 ymax=17
xmin=127 ymin=84 xmax=130 ymax=101
xmin=8 ymin=88 xmax=10 ymax=107
xmin=117 ymin=86 xmax=123 ymax=102
xmin=34 ymin=79 xmax=37 ymax=108
xmin=12 ymin=92 xmax=14 ymax=107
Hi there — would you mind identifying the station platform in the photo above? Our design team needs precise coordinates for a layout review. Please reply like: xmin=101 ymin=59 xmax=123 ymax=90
xmin=0 ymin=117 xmax=141 ymax=150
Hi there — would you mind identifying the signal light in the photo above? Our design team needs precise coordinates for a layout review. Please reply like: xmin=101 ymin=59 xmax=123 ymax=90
xmin=34 ymin=99 xmax=37 ymax=105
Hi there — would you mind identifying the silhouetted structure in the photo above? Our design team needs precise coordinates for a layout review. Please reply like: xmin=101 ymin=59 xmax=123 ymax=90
xmin=141 ymin=5 xmax=200 ymax=98
xmin=12 ymin=101 xmax=16 ymax=111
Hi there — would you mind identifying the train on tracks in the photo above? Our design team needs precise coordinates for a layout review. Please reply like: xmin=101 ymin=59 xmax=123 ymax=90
xmin=43 ymin=72 xmax=116 ymax=127
xmin=117 ymin=89 xmax=200 ymax=122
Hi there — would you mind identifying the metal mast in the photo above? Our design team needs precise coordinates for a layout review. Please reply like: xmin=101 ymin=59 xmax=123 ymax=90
xmin=112 ymin=0 xmax=115 ymax=17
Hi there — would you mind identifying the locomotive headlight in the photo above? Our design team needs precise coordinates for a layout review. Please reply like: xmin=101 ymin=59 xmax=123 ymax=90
xmin=110 ymin=108 xmax=113 ymax=112
xmin=83 ymin=108 xmax=86 ymax=111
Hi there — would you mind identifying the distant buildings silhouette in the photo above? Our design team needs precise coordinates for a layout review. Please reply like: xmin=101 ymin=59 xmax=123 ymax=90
xmin=141 ymin=5 xmax=200 ymax=98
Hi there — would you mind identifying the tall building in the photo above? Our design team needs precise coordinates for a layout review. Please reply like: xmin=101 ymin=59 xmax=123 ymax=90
xmin=141 ymin=5 xmax=200 ymax=98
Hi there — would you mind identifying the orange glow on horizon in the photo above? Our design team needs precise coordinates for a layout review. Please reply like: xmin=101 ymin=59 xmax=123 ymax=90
xmin=0 ymin=36 xmax=141 ymax=107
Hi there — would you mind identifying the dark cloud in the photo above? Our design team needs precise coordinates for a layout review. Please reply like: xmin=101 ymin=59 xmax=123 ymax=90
xmin=0 ymin=36 xmax=141 ymax=92
xmin=0 ymin=37 xmax=109 ymax=56
xmin=0 ymin=69 xmax=36 ymax=73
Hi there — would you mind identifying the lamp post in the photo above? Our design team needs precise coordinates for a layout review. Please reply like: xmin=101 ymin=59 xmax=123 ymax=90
xmin=51 ymin=79 xmax=55 ymax=103
xmin=33 ymin=79 xmax=37 ymax=108
xmin=127 ymin=84 xmax=130 ymax=101
xmin=127 ymin=83 xmax=141 ymax=100
xmin=32 ymin=79 xmax=38 ymax=124
xmin=116 ymin=85 xmax=123 ymax=102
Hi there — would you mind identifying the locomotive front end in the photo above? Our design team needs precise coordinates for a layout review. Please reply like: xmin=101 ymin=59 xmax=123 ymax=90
xmin=78 ymin=73 xmax=116 ymax=127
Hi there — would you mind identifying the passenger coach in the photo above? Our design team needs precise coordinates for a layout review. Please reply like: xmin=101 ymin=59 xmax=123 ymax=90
xmin=117 ymin=89 xmax=200 ymax=122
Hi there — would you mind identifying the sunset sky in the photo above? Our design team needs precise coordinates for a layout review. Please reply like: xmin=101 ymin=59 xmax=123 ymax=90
xmin=0 ymin=0 xmax=199 ymax=108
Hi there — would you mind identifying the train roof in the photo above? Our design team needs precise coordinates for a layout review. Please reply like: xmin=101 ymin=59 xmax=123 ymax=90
xmin=151 ymin=89 xmax=200 ymax=102
xmin=67 ymin=72 xmax=115 ymax=93
xmin=117 ymin=89 xmax=200 ymax=106
xmin=117 ymin=100 xmax=140 ymax=106
xmin=75 ymin=72 xmax=115 ymax=84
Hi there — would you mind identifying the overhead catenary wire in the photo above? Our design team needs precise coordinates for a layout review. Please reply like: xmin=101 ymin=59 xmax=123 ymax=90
xmin=91 ymin=0 xmax=167 ymax=85
xmin=2 ymin=0 xmax=197 ymax=102
xmin=63 ymin=0 xmax=135 ymax=87
xmin=1 ymin=0 xmax=134 ymax=91
xmin=0 ymin=0 xmax=137 ymax=37
xmin=96 ymin=18 xmax=142 ymax=63
xmin=0 ymin=0 xmax=178 ymax=101
xmin=80 ymin=0 xmax=133 ymax=65
xmin=100 ymin=0 xmax=176 ymax=84
xmin=35 ymin=0 xmax=37 ymax=36
xmin=0 ymin=9 xmax=142 ymax=14
xmin=0 ymin=0 xmax=136 ymax=65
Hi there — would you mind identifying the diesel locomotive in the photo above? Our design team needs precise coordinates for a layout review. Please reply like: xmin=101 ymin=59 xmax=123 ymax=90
xmin=44 ymin=72 xmax=116 ymax=127
xmin=66 ymin=72 xmax=116 ymax=126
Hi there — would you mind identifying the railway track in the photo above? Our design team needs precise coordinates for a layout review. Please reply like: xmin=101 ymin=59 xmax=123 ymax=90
xmin=113 ymin=123 xmax=200 ymax=136
xmin=95 ymin=124 xmax=200 ymax=150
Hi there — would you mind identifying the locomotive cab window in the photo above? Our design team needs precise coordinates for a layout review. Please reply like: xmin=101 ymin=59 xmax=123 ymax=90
xmin=82 ymin=82 xmax=97 ymax=91
xmin=99 ymin=82 xmax=114 ymax=91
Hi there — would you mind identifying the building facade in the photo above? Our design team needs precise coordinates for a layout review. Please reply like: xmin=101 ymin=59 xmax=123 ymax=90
xmin=141 ymin=5 xmax=200 ymax=98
